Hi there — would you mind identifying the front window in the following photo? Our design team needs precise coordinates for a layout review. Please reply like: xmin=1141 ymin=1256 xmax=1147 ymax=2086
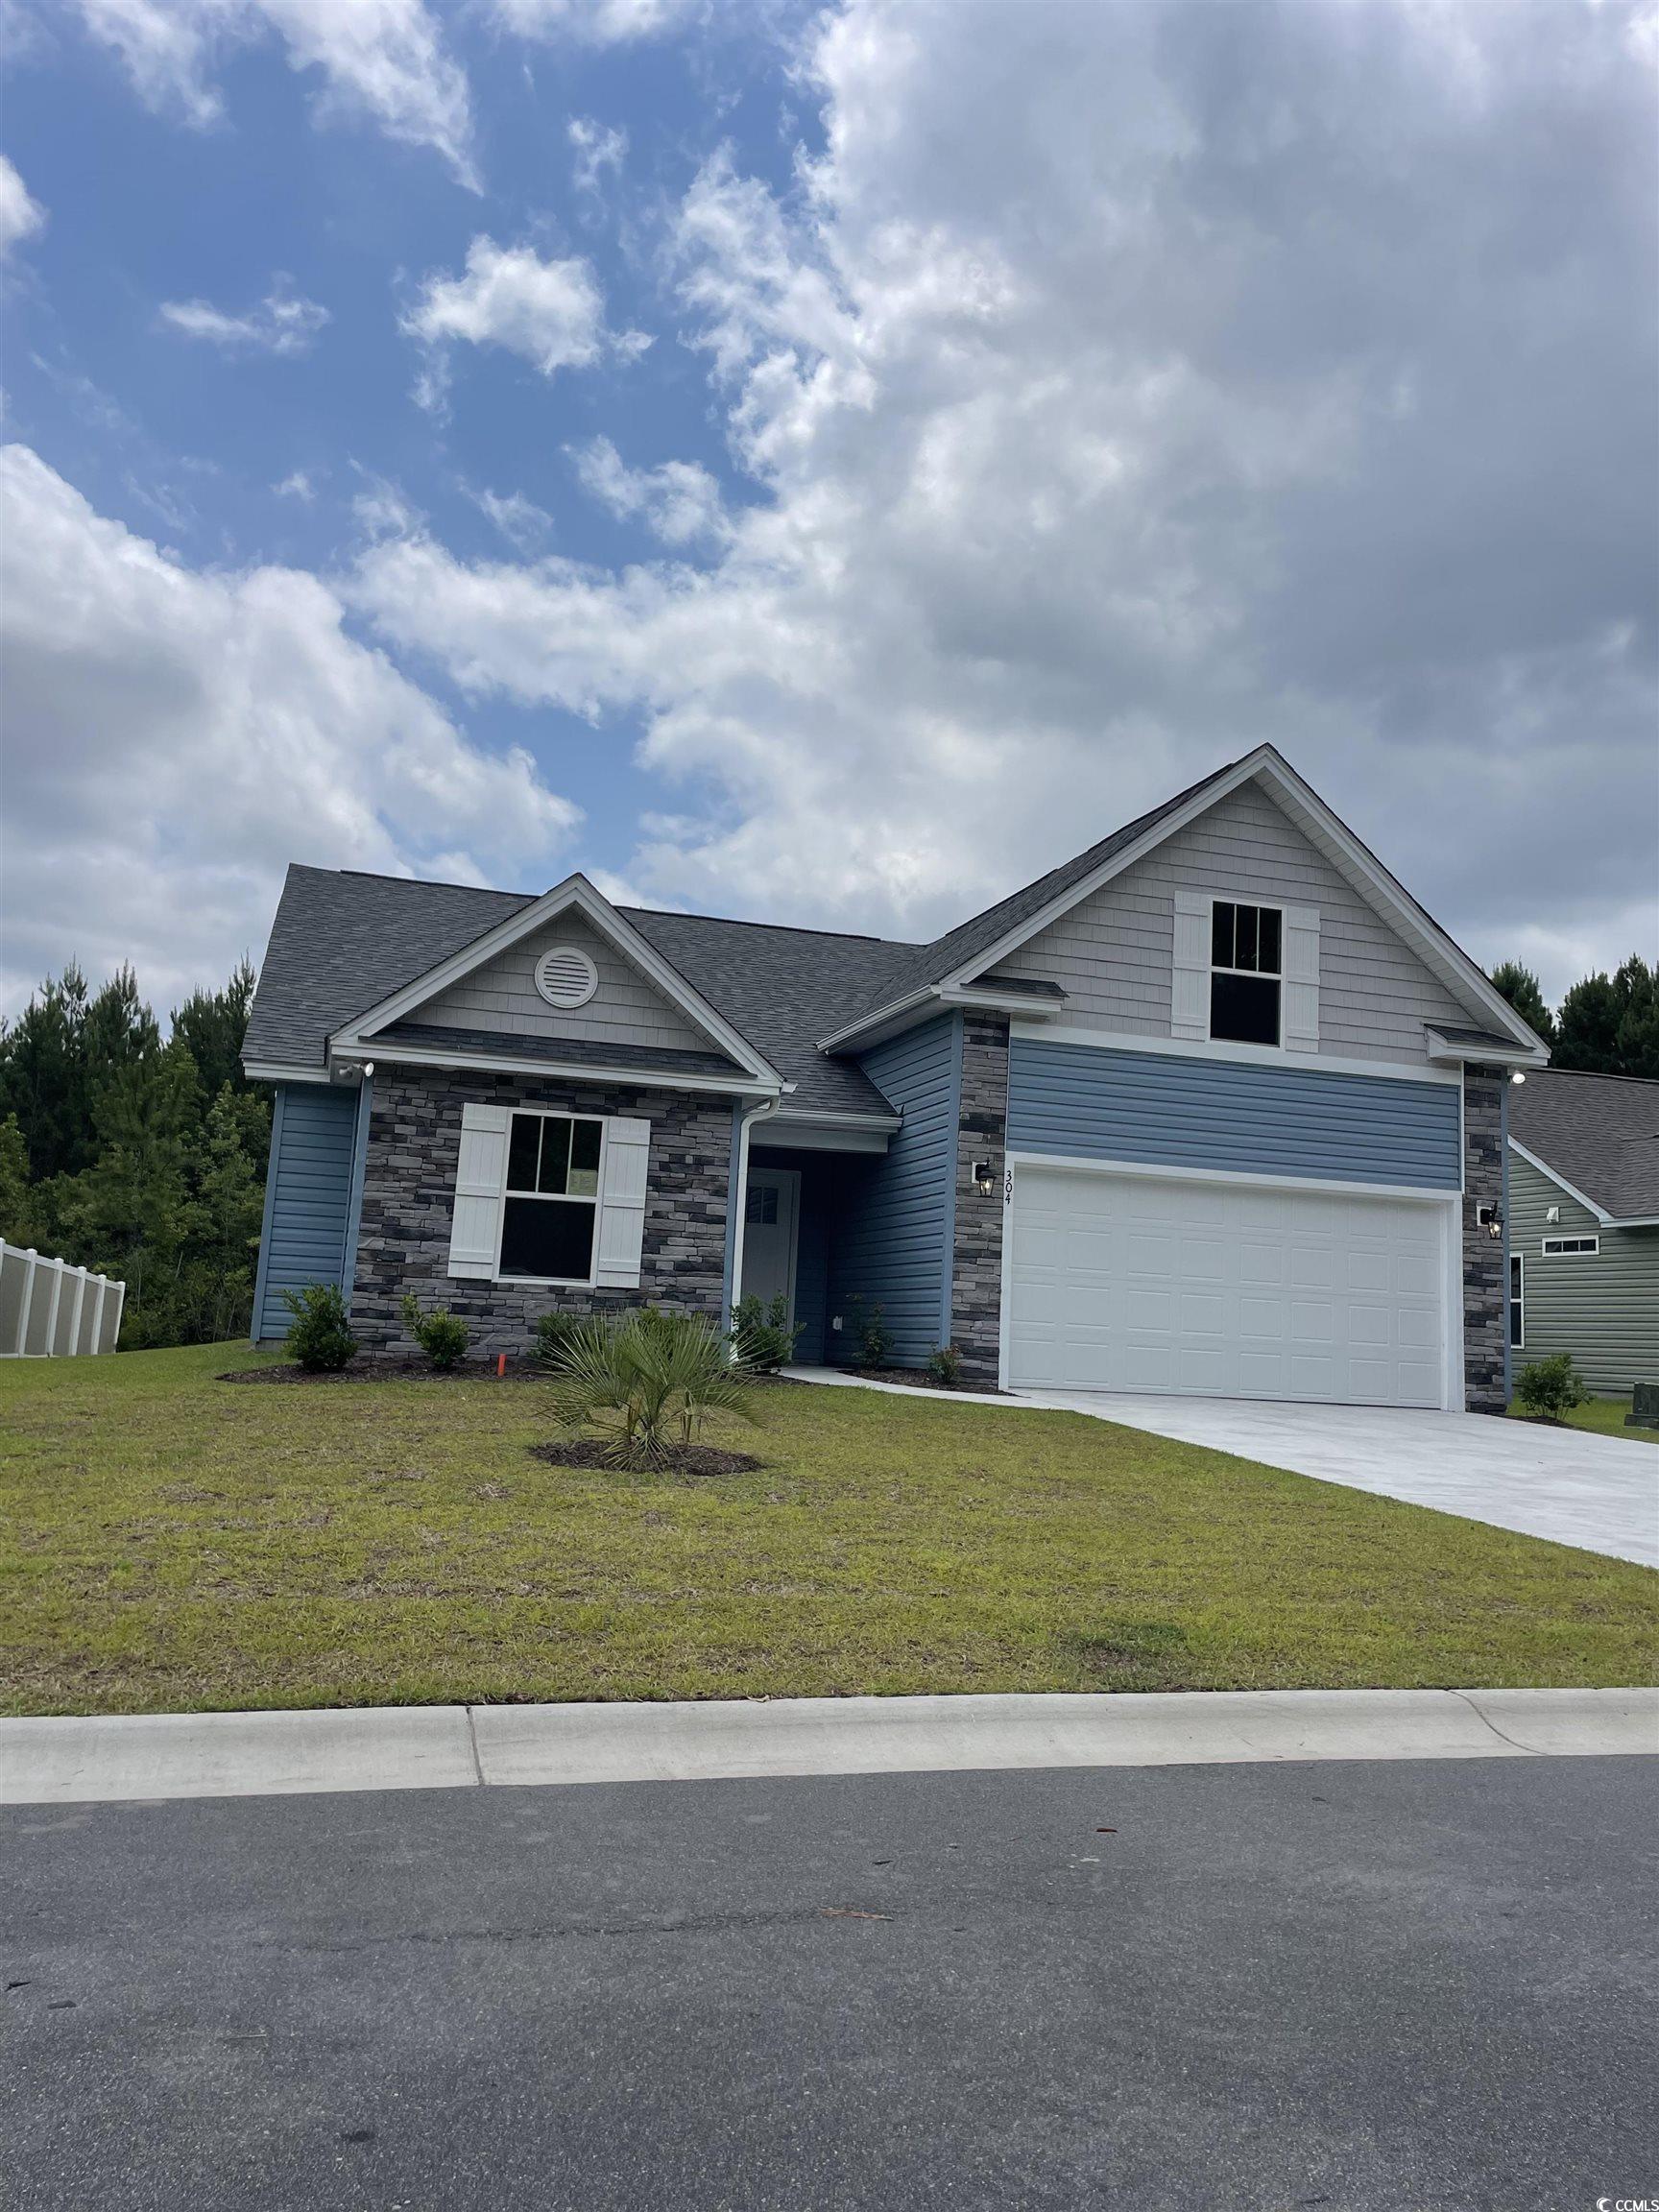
xmin=1508 ymin=1255 xmax=1524 ymax=1348
xmin=1210 ymin=901 xmax=1283 ymax=1046
xmin=1541 ymin=1235 xmax=1599 ymax=1257
xmin=499 ymin=1111 xmax=602 ymax=1281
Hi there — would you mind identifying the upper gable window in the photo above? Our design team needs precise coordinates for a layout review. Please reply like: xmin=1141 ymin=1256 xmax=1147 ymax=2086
xmin=1210 ymin=901 xmax=1283 ymax=1047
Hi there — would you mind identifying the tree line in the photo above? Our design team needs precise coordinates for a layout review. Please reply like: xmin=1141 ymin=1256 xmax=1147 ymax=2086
xmin=0 ymin=962 xmax=270 ymax=1349
xmin=1489 ymin=954 xmax=1658 ymax=1077
xmin=0 ymin=947 xmax=1653 ymax=1354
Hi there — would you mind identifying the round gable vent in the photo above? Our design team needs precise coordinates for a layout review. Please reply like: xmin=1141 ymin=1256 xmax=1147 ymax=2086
xmin=534 ymin=944 xmax=599 ymax=1010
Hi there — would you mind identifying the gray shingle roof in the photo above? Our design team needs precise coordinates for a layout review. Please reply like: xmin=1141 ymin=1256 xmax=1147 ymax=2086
xmin=1428 ymin=1024 xmax=1535 ymax=1055
xmin=862 ymin=754 xmax=1245 ymax=1013
xmin=616 ymin=909 xmax=916 ymax=1115
xmin=244 ymin=747 xmax=1479 ymax=1120
xmin=1510 ymin=1070 xmax=1659 ymax=1221
xmin=241 ymin=866 xmax=531 ymax=1070
xmin=241 ymin=864 xmax=919 ymax=1116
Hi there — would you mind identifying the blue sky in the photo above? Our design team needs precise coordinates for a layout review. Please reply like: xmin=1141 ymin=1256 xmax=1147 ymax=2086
xmin=1 ymin=0 xmax=1654 ymax=1021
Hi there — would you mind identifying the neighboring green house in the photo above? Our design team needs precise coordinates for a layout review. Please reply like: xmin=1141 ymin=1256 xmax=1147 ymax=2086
xmin=1507 ymin=1070 xmax=1659 ymax=1397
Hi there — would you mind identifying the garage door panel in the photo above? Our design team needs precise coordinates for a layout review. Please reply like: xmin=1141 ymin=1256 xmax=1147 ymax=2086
xmin=1009 ymin=1166 xmax=1447 ymax=1408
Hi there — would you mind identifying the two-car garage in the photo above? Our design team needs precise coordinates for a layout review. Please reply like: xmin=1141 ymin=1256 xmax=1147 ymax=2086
xmin=1004 ymin=1163 xmax=1454 ymax=1409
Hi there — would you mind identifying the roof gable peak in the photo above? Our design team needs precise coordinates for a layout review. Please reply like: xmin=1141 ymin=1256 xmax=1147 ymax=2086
xmin=330 ymin=871 xmax=782 ymax=1086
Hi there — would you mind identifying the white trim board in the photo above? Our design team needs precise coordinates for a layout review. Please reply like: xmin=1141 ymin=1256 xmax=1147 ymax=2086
xmin=1003 ymin=1150 xmax=1462 ymax=1206
xmin=331 ymin=1037 xmax=781 ymax=1100
xmin=1009 ymin=1022 xmax=1463 ymax=1088
xmin=243 ymin=1061 xmax=336 ymax=1086
xmin=332 ymin=872 xmax=782 ymax=1087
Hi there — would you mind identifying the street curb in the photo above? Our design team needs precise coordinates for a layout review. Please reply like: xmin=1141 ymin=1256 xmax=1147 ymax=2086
xmin=2 ymin=1687 xmax=1653 ymax=1807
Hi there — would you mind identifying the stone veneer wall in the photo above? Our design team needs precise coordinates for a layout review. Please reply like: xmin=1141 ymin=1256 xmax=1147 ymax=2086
xmin=351 ymin=1067 xmax=734 ymax=1358
xmin=950 ymin=1011 xmax=1011 ymax=1383
xmin=1461 ymin=1064 xmax=1507 ymax=1414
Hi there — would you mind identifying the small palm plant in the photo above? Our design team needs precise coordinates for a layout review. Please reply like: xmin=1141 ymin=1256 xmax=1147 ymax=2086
xmin=543 ymin=1310 xmax=757 ymax=1467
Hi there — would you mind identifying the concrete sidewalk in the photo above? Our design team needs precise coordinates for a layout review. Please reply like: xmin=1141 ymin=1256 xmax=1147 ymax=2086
xmin=2 ymin=1687 xmax=1653 ymax=1807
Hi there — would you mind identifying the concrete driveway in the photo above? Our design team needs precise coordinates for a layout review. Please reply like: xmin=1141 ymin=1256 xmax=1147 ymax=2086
xmin=1022 ymin=1393 xmax=1659 ymax=1568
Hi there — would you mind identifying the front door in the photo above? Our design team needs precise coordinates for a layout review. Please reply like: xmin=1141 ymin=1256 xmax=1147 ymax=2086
xmin=740 ymin=1167 xmax=800 ymax=1323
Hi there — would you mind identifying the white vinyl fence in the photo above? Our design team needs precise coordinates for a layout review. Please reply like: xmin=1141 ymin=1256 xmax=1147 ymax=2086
xmin=0 ymin=1241 xmax=125 ymax=1358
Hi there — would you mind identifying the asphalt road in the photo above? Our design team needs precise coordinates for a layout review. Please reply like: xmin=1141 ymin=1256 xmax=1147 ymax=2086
xmin=4 ymin=1756 xmax=1654 ymax=2212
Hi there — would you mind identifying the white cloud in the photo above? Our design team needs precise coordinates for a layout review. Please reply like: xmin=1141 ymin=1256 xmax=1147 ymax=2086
xmin=467 ymin=485 xmax=554 ymax=552
xmin=73 ymin=0 xmax=476 ymax=184
xmin=159 ymin=279 xmax=328 ymax=357
xmin=274 ymin=468 xmax=316 ymax=500
xmin=570 ymin=436 xmax=727 ymax=546
xmin=492 ymin=0 xmax=699 ymax=45
xmin=346 ymin=2 xmax=1656 ymax=999
xmin=403 ymin=236 xmax=638 ymax=405
xmin=0 ymin=444 xmax=577 ymax=1017
xmin=568 ymin=115 xmax=627 ymax=195
xmin=0 ymin=153 xmax=44 ymax=259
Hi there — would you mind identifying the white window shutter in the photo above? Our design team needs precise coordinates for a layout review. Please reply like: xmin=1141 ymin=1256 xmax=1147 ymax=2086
xmin=446 ymin=1102 xmax=510 ymax=1279
xmin=1282 ymin=904 xmax=1320 ymax=1053
xmin=594 ymin=1116 xmax=651 ymax=1288
xmin=1171 ymin=892 xmax=1211 ymax=1040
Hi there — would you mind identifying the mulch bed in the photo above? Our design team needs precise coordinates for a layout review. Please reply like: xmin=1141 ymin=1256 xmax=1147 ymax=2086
xmin=528 ymin=1439 xmax=763 ymax=1477
xmin=219 ymin=1360 xmax=544 ymax=1385
xmin=854 ymin=1366 xmax=1009 ymax=1397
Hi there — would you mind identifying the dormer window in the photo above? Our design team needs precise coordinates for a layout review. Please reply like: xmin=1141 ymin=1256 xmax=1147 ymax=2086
xmin=1210 ymin=901 xmax=1283 ymax=1046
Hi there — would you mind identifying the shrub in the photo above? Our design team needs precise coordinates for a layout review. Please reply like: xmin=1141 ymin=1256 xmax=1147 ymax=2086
xmin=280 ymin=1283 xmax=357 ymax=1372
xmin=730 ymin=1292 xmax=805 ymax=1373
xmin=846 ymin=1296 xmax=893 ymax=1370
xmin=546 ymin=1310 xmax=757 ymax=1468
xmin=534 ymin=1310 xmax=583 ymax=1368
xmin=1515 ymin=1352 xmax=1588 ymax=1422
xmin=926 ymin=1344 xmax=964 ymax=1389
xmin=399 ymin=1293 xmax=470 ymax=1371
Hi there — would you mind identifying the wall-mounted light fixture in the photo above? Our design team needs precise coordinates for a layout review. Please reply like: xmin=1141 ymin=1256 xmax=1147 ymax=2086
xmin=1510 ymin=1070 xmax=1527 ymax=1087
xmin=973 ymin=1160 xmax=996 ymax=1197
xmin=1476 ymin=1201 xmax=1503 ymax=1241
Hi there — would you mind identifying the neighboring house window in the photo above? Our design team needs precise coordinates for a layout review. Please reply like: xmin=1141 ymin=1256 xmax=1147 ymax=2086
xmin=1540 ymin=1235 xmax=1599 ymax=1257
xmin=499 ymin=1110 xmax=604 ymax=1281
xmin=1210 ymin=901 xmax=1283 ymax=1047
xmin=1508 ymin=1255 xmax=1524 ymax=1349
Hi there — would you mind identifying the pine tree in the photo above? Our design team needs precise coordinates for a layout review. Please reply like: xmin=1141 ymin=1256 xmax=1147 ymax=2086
xmin=0 ymin=1113 xmax=33 ymax=1241
xmin=1489 ymin=961 xmax=1554 ymax=1046
xmin=1554 ymin=957 xmax=1658 ymax=1077
xmin=0 ymin=963 xmax=92 ymax=1180
xmin=173 ymin=960 xmax=257 ymax=1103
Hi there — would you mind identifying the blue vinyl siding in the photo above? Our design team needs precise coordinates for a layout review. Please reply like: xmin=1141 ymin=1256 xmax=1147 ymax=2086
xmin=1008 ymin=1040 xmax=1460 ymax=1190
xmin=252 ymin=1082 xmax=363 ymax=1339
xmin=827 ymin=1016 xmax=960 ymax=1364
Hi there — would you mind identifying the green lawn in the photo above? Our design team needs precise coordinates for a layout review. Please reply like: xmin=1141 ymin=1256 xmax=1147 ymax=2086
xmin=1508 ymin=1394 xmax=1658 ymax=1445
xmin=2 ymin=1342 xmax=1654 ymax=1717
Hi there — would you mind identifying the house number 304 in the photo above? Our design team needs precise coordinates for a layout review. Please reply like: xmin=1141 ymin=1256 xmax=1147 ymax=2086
xmin=1003 ymin=1168 xmax=1013 ymax=1205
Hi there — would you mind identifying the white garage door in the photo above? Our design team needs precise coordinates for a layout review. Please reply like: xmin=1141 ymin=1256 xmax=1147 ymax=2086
xmin=1007 ymin=1166 xmax=1449 ymax=1407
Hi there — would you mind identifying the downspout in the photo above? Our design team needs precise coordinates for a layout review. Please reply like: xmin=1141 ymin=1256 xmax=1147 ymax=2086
xmin=726 ymin=1094 xmax=785 ymax=1332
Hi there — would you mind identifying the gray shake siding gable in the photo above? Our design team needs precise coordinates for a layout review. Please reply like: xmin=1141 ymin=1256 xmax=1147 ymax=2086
xmin=351 ymin=1067 xmax=734 ymax=1357
xmin=988 ymin=781 xmax=1470 ymax=1064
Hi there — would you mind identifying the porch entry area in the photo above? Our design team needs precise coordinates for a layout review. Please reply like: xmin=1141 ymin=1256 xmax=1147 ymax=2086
xmin=738 ymin=1146 xmax=853 ymax=1366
